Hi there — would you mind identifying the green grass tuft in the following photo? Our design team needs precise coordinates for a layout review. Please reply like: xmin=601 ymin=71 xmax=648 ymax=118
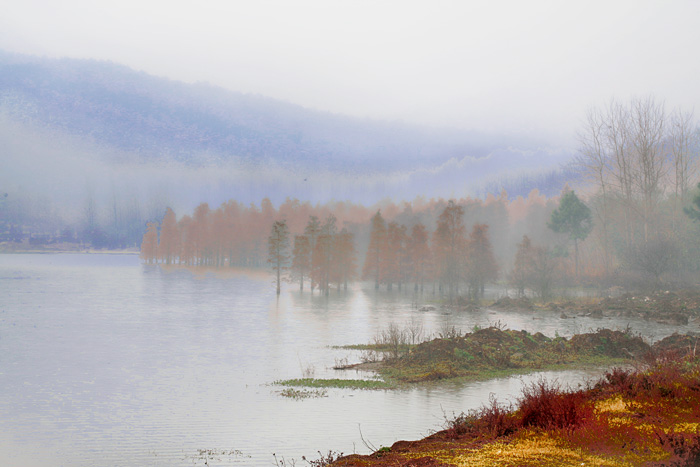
xmin=274 ymin=378 xmax=393 ymax=390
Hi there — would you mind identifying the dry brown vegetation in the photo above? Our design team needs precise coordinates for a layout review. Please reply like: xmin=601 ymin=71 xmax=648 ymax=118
xmin=331 ymin=346 xmax=700 ymax=467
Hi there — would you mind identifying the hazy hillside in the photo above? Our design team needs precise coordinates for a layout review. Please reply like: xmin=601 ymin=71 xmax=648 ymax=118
xmin=0 ymin=50 xmax=533 ymax=173
xmin=0 ymin=50 xmax=579 ymax=243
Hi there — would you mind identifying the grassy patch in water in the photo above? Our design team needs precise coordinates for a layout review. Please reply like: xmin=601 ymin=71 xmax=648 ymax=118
xmin=333 ymin=343 xmax=416 ymax=351
xmin=274 ymin=378 xmax=394 ymax=390
xmin=278 ymin=387 xmax=328 ymax=399
xmin=368 ymin=327 xmax=649 ymax=384
xmin=377 ymin=355 xmax=630 ymax=386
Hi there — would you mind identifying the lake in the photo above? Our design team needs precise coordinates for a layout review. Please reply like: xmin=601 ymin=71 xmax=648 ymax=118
xmin=0 ymin=254 xmax=689 ymax=466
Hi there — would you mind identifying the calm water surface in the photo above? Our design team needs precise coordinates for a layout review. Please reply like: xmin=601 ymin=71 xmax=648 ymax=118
xmin=0 ymin=254 xmax=693 ymax=466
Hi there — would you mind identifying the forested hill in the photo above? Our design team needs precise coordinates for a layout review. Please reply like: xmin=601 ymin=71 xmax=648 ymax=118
xmin=0 ymin=50 xmax=518 ymax=173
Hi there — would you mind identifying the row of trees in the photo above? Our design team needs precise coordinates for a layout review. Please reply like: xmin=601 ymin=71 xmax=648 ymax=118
xmin=265 ymin=201 xmax=501 ymax=299
xmin=140 ymin=201 xmax=281 ymax=267
xmin=142 ymin=189 xmax=592 ymax=300
xmin=138 ymin=190 xmax=559 ymax=272
xmin=361 ymin=202 xmax=499 ymax=301
xmin=268 ymin=215 xmax=357 ymax=295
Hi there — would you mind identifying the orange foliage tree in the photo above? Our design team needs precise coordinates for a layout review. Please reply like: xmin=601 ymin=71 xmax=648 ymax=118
xmin=465 ymin=223 xmax=499 ymax=299
xmin=434 ymin=200 xmax=466 ymax=301
xmin=267 ymin=220 xmax=290 ymax=295
xmin=362 ymin=210 xmax=387 ymax=290
xmin=140 ymin=221 xmax=159 ymax=264
xmin=158 ymin=207 xmax=179 ymax=265
xmin=331 ymin=228 xmax=357 ymax=291
xmin=290 ymin=234 xmax=311 ymax=291
xmin=510 ymin=235 xmax=534 ymax=297
xmin=408 ymin=222 xmax=432 ymax=292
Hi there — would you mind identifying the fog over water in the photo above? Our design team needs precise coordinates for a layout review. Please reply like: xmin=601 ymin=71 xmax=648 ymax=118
xmin=1 ymin=254 xmax=691 ymax=466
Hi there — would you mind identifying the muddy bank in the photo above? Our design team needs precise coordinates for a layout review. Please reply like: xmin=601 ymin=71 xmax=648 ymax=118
xmin=334 ymin=326 xmax=700 ymax=387
xmin=490 ymin=290 xmax=700 ymax=326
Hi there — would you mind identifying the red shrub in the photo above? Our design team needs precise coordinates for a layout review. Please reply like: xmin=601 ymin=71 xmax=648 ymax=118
xmin=477 ymin=395 xmax=518 ymax=438
xmin=444 ymin=395 xmax=518 ymax=441
xmin=518 ymin=378 xmax=593 ymax=430
xmin=646 ymin=430 xmax=700 ymax=467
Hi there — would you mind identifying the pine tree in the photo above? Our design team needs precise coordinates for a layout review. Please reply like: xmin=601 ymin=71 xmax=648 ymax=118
xmin=548 ymin=190 xmax=592 ymax=279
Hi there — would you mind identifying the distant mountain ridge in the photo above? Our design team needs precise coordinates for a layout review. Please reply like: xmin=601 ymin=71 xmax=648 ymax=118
xmin=0 ymin=50 xmax=522 ymax=173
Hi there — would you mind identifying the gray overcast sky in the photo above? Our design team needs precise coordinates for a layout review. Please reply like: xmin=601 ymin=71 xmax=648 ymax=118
xmin=1 ymin=0 xmax=699 ymax=145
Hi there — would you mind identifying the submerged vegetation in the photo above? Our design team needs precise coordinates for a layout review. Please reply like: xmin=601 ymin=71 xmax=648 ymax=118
xmin=331 ymin=351 xmax=700 ymax=466
xmin=277 ymin=388 xmax=328 ymax=400
xmin=274 ymin=378 xmax=393 ymax=391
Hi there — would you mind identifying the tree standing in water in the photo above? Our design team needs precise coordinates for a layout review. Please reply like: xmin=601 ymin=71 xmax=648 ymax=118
xmin=434 ymin=200 xmax=466 ymax=301
xmin=510 ymin=235 xmax=535 ymax=297
xmin=290 ymin=235 xmax=311 ymax=291
xmin=362 ymin=210 xmax=387 ymax=290
xmin=408 ymin=222 xmax=431 ymax=292
xmin=304 ymin=216 xmax=321 ymax=290
xmin=333 ymin=228 xmax=357 ymax=291
xmin=465 ymin=223 xmax=498 ymax=299
xmin=267 ymin=220 xmax=290 ymax=295
xmin=140 ymin=221 xmax=159 ymax=264
xmin=158 ymin=207 xmax=179 ymax=265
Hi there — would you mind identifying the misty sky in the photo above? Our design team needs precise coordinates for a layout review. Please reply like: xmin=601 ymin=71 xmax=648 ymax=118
xmin=1 ymin=0 xmax=699 ymax=145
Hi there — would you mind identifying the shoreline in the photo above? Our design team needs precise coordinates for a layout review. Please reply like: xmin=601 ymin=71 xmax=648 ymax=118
xmin=329 ymin=352 xmax=700 ymax=466
xmin=0 ymin=243 xmax=140 ymax=255
xmin=278 ymin=328 xmax=697 ymax=393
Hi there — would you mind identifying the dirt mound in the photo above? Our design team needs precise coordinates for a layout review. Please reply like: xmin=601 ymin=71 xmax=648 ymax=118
xmin=390 ymin=328 xmax=558 ymax=381
xmin=567 ymin=329 xmax=650 ymax=358
xmin=490 ymin=296 xmax=534 ymax=310
xmin=652 ymin=333 xmax=700 ymax=355
xmin=383 ymin=328 xmax=650 ymax=383
xmin=593 ymin=290 xmax=700 ymax=322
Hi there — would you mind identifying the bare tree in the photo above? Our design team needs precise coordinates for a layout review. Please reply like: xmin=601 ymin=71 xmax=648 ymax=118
xmin=629 ymin=96 xmax=667 ymax=244
xmin=576 ymin=107 xmax=613 ymax=274
xmin=669 ymin=108 xmax=699 ymax=230
xmin=577 ymin=97 xmax=698 ymax=260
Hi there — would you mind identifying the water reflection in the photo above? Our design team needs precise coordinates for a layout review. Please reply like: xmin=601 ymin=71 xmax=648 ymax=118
xmin=0 ymin=254 xmax=697 ymax=466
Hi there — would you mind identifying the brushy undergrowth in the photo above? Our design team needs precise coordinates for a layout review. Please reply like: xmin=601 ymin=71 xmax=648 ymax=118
xmin=330 ymin=350 xmax=700 ymax=467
